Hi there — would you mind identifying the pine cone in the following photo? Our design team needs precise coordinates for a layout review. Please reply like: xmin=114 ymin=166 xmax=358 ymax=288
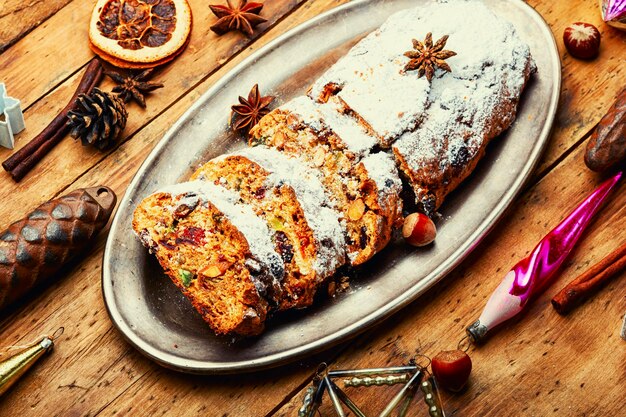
xmin=67 ymin=88 xmax=128 ymax=150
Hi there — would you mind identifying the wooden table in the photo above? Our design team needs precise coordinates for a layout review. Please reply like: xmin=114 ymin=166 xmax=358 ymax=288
xmin=0 ymin=1 xmax=624 ymax=415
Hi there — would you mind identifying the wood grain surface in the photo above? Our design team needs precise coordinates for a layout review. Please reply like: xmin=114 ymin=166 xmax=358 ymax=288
xmin=0 ymin=0 xmax=74 ymax=53
xmin=0 ymin=1 xmax=624 ymax=416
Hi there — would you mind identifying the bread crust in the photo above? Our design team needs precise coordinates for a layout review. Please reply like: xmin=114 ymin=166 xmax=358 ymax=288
xmin=393 ymin=59 xmax=534 ymax=214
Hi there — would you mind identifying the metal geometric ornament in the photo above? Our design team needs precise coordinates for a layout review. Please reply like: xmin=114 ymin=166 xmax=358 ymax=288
xmin=298 ymin=361 xmax=446 ymax=417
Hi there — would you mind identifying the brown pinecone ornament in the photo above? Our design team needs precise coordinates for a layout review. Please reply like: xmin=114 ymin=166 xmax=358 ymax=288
xmin=67 ymin=88 xmax=128 ymax=150
xmin=0 ymin=187 xmax=116 ymax=310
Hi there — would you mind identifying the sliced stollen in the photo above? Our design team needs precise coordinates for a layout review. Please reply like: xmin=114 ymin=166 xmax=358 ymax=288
xmin=311 ymin=0 xmax=534 ymax=214
xmin=263 ymin=96 xmax=379 ymax=159
xmin=191 ymin=145 xmax=345 ymax=309
xmin=190 ymin=155 xmax=324 ymax=310
xmin=308 ymin=5 xmax=433 ymax=147
xmin=131 ymin=0 xmax=536 ymax=337
xmin=356 ymin=152 xmax=404 ymax=258
xmin=132 ymin=181 xmax=283 ymax=336
xmin=250 ymin=96 xmax=402 ymax=265
xmin=391 ymin=1 xmax=535 ymax=214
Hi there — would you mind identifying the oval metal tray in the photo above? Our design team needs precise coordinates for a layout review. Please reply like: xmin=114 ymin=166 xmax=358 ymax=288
xmin=102 ymin=0 xmax=560 ymax=374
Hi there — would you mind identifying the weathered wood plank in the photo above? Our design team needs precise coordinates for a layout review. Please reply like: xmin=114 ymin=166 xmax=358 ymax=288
xmin=0 ymin=0 xmax=305 ymax=111
xmin=0 ymin=0 xmax=94 ymax=110
xmin=0 ymin=0 xmax=74 ymax=53
xmin=0 ymin=0 xmax=624 ymax=416
xmin=274 ymin=143 xmax=626 ymax=416
xmin=0 ymin=0 xmax=302 ymax=108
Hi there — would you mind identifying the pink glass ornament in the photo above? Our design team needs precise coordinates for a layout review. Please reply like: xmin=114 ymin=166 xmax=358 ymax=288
xmin=600 ymin=0 xmax=626 ymax=30
xmin=467 ymin=172 xmax=622 ymax=342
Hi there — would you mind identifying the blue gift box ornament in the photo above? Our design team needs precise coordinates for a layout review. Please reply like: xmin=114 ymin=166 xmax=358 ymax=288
xmin=0 ymin=83 xmax=25 ymax=149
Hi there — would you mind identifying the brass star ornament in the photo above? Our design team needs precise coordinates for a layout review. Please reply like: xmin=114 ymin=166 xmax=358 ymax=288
xmin=403 ymin=32 xmax=457 ymax=81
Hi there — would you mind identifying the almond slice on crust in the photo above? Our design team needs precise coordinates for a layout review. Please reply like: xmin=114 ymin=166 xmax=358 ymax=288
xmin=89 ymin=0 xmax=192 ymax=66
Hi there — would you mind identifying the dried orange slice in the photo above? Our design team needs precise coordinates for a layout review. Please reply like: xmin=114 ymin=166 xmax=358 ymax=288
xmin=88 ymin=0 xmax=192 ymax=68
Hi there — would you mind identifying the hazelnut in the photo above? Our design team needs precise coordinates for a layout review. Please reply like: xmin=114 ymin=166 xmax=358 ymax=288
xmin=274 ymin=131 xmax=286 ymax=148
xmin=432 ymin=350 xmax=472 ymax=392
xmin=563 ymin=22 xmax=601 ymax=59
xmin=402 ymin=212 xmax=436 ymax=247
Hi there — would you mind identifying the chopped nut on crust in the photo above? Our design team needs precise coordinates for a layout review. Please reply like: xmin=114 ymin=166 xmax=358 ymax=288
xmin=348 ymin=198 xmax=366 ymax=221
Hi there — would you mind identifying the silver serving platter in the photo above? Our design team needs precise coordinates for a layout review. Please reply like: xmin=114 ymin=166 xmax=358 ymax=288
xmin=102 ymin=0 xmax=560 ymax=374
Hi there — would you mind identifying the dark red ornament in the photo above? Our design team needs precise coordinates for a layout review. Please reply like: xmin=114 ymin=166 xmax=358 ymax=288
xmin=431 ymin=350 xmax=472 ymax=392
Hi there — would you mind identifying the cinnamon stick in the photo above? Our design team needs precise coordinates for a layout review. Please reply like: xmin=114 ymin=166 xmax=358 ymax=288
xmin=8 ymin=68 xmax=103 ymax=182
xmin=552 ymin=241 xmax=626 ymax=315
xmin=2 ymin=58 xmax=103 ymax=179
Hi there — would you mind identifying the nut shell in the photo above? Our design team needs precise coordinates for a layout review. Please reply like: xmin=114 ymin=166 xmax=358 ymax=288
xmin=432 ymin=350 xmax=472 ymax=392
xmin=563 ymin=22 xmax=601 ymax=59
xmin=402 ymin=212 xmax=436 ymax=247
xmin=585 ymin=88 xmax=626 ymax=173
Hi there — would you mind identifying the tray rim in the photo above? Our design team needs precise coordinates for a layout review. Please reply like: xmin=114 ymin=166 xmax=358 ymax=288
xmin=102 ymin=0 xmax=561 ymax=374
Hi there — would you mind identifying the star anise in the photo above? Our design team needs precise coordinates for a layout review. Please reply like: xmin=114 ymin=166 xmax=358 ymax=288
xmin=231 ymin=84 xmax=274 ymax=133
xmin=403 ymin=32 xmax=457 ymax=81
xmin=105 ymin=68 xmax=164 ymax=108
xmin=209 ymin=0 xmax=268 ymax=36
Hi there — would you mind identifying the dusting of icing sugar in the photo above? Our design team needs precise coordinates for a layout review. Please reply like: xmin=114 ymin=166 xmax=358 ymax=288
xmin=360 ymin=152 xmax=403 ymax=215
xmin=309 ymin=4 xmax=433 ymax=144
xmin=282 ymin=96 xmax=326 ymax=132
xmin=158 ymin=180 xmax=284 ymax=294
xmin=310 ymin=0 xmax=533 ymax=147
xmin=282 ymin=96 xmax=378 ymax=158
xmin=386 ymin=0 xmax=533 ymax=207
xmin=235 ymin=146 xmax=346 ymax=278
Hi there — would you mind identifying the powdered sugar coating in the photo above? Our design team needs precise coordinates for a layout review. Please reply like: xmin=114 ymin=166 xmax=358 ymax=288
xmin=392 ymin=0 xmax=534 ymax=209
xmin=282 ymin=96 xmax=378 ymax=158
xmin=309 ymin=5 xmax=433 ymax=144
xmin=236 ymin=146 xmax=346 ymax=278
xmin=310 ymin=0 xmax=533 ymax=148
xmin=360 ymin=152 xmax=403 ymax=215
xmin=158 ymin=180 xmax=284 ymax=294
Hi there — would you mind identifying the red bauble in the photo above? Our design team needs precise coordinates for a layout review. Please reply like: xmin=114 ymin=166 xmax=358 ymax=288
xmin=432 ymin=350 xmax=472 ymax=392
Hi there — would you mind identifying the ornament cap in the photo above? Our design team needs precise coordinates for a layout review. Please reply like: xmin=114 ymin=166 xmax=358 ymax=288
xmin=0 ymin=329 xmax=61 ymax=397
xmin=466 ymin=319 xmax=488 ymax=343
